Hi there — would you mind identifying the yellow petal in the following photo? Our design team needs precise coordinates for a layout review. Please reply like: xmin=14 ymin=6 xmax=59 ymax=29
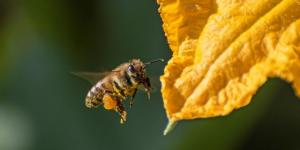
xmin=158 ymin=0 xmax=300 ymax=126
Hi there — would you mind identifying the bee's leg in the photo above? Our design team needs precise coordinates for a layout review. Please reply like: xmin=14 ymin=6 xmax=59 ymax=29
xmin=114 ymin=100 xmax=127 ymax=124
xmin=129 ymin=89 xmax=137 ymax=108
xmin=143 ymin=77 xmax=152 ymax=100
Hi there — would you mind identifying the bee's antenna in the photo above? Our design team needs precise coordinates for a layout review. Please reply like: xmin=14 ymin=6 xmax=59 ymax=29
xmin=144 ymin=58 xmax=164 ymax=66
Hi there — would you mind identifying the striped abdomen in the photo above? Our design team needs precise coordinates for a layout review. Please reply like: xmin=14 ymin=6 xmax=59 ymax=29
xmin=85 ymin=81 xmax=104 ymax=108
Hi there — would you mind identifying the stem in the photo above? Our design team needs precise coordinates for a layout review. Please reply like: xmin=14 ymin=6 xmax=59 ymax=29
xmin=163 ymin=120 xmax=178 ymax=135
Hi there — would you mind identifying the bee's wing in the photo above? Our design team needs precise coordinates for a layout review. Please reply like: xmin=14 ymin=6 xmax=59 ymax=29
xmin=71 ymin=72 xmax=111 ymax=84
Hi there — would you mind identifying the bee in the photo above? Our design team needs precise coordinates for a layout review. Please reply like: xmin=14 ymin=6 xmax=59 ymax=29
xmin=74 ymin=58 xmax=164 ymax=124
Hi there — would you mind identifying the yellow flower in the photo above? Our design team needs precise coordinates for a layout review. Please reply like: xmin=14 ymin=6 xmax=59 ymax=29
xmin=158 ymin=0 xmax=300 ymax=134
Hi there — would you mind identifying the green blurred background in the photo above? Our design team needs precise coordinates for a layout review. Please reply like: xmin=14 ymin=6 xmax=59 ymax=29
xmin=1 ymin=0 xmax=300 ymax=150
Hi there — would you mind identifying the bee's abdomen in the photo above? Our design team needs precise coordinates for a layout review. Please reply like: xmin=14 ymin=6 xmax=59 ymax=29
xmin=85 ymin=81 xmax=104 ymax=108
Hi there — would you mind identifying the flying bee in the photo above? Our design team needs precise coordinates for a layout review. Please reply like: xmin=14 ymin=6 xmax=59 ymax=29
xmin=74 ymin=58 xmax=164 ymax=124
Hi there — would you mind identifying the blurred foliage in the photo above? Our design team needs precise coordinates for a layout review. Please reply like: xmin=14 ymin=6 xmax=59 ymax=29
xmin=0 ymin=0 xmax=300 ymax=150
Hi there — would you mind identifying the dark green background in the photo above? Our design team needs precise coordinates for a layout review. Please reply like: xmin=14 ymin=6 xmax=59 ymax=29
xmin=0 ymin=1 xmax=300 ymax=150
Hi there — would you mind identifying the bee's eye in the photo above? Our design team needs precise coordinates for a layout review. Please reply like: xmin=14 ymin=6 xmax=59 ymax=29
xmin=128 ymin=65 xmax=135 ymax=73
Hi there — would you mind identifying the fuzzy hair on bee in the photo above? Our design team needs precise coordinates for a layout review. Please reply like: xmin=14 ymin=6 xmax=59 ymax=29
xmin=74 ymin=58 xmax=164 ymax=124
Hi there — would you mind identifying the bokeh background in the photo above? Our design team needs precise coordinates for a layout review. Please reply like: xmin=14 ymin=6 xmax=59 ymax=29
xmin=1 ymin=0 xmax=300 ymax=150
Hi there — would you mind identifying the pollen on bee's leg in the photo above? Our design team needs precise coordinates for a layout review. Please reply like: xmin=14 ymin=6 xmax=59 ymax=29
xmin=103 ymin=94 xmax=117 ymax=110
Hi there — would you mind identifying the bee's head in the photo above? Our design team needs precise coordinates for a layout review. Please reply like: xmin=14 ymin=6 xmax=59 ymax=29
xmin=127 ymin=59 xmax=146 ymax=82
xmin=127 ymin=58 xmax=164 ymax=82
